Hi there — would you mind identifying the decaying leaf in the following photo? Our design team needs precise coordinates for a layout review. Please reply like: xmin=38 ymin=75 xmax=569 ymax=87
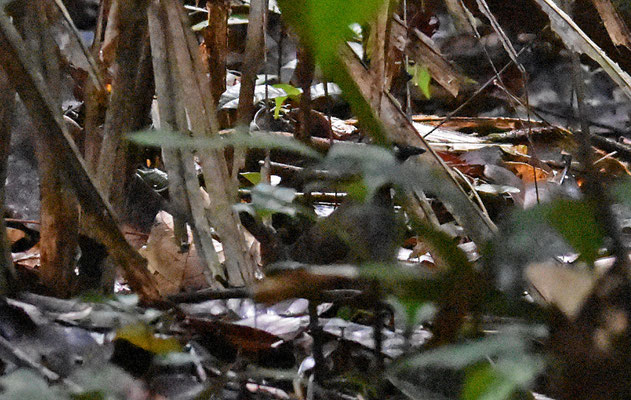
xmin=525 ymin=262 xmax=596 ymax=319
xmin=139 ymin=211 xmax=211 ymax=295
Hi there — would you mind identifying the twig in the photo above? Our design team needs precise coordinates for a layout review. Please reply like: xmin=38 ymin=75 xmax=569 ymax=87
xmin=51 ymin=0 xmax=104 ymax=91
xmin=168 ymin=287 xmax=250 ymax=303
xmin=0 ymin=332 xmax=82 ymax=392
xmin=308 ymin=300 xmax=326 ymax=382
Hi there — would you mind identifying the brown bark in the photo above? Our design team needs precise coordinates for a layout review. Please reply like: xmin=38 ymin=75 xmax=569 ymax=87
xmin=203 ymin=0 xmax=230 ymax=105
xmin=97 ymin=0 xmax=151 ymax=215
xmin=0 ymin=12 xmax=161 ymax=301
xmin=295 ymin=45 xmax=314 ymax=143
xmin=236 ymin=0 xmax=267 ymax=126
xmin=27 ymin=1 xmax=80 ymax=298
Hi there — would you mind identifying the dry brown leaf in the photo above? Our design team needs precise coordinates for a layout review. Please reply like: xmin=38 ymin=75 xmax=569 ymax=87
xmin=590 ymin=0 xmax=631 ymax=49
xmin=139 ymin=211 xmax=209 ymax=296
xmin=13 ymin=243 xmax=41 ymax=270
xmin=6 ymin=227 xmax=25 ymax=246
xmin=526 ymin=262 xmax=596 ymax=319
xmin=504 ymin=161 xmax=551 ymax=183
xmin=593 ymin=148 xmax=631 ymax=177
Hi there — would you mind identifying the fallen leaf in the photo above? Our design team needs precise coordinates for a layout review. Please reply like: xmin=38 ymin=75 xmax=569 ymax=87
xmin=139 ymin=211 xmax=210 ymax=296
xmin=525 ymin=262 xmax=596 ymax=319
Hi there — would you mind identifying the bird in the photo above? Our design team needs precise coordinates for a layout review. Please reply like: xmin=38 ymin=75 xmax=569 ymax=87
xmin=241 ymin=143 xmax=425 ymax=266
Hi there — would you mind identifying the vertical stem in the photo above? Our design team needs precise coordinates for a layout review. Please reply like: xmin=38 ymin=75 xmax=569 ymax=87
xmin=295 ymin=44 xmax=314 ymax=143
xmin=308 ymin=300 xmax=325 ymax=382
xmin=564 ymin=0 xmax=629 ymax=276
xmin=97 ymin=0 xmax=150 ymax=213
xmin=0 ymin=69 xmax=16 ymax=294
xmin=29 ymin=2 xmax=80 ymax=297
xmin=236 ymin=0 xmax=267 ymax=126
xmin=204 ymin=0 xmax=229 ymax=106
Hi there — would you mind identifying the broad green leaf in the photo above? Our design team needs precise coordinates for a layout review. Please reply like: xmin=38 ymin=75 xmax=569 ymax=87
xmin=393 ymin=333 xmax=528 ymax=371
xmin=128 ymin=129 xmax=322 ymax=159
xmin=462 ymin=357 xmax=544 ymax=400
xmin=276 ymin=0 xmax=385 ymax=62
xmin=387 ymin=331 xmax=542 ymax=400
xmin=407 ymin=63 xmax=432 ymax=99
xmin=542 ymin=199 xmax=604 ymax=265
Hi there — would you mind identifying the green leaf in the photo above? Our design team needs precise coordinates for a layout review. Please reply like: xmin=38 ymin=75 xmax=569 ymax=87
xmin=387 ymin=331 xmax=543 ymax=400
xmin=320 ymin=143 xmax=399 ymax=199
xmin=0 ymin=369 xmax=68 ymax=400
xmin=273 ymin=83 xmax=302 ymax=97
xmin=271 ymin=83 xmax=302 ymax=119
xmin=542 ymin=199 xmax=604 ymax=265
xmin=276 ymin=0 xmax=391 ymax=145
xmin=115 ymin=322 xmax=182 ymax=355
xmin=240 ymin=171 xmax=262 ymax=185
xmin=393 ymin=333 xmax=527 ymax=371
xmin=236 ymin=183 xmax=300 ymax=217
xmin=462 ymin=357 xmax=544 ymax=400
xmin=277 ymin=0 xmax=385 ymax=62
xmin=484 ymin=198 xmax=604 ymax=294
xmin=407 ymin=63 xmax=432 ymax=99
xmin=273 ymin=96 xmax=288 ymax=119
xmin=128 ymin=129 xmax=322 ymax=159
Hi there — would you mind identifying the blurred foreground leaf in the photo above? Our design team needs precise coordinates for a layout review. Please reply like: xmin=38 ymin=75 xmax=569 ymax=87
xmin=235 ymin=183 xmax=302 ymax=218
xmin=277 ymin=0 xmax=390 ymax=144
xmin=389 ymin=331 xmax=545 ymax=400
xmin=129 ymin=129 xmax=322 ymax=159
